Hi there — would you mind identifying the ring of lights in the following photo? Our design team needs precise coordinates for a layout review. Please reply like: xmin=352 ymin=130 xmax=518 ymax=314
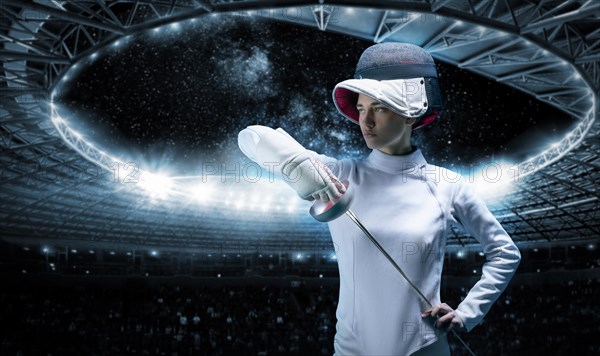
xmin=5 ymin=1 xmax=598 ymax=204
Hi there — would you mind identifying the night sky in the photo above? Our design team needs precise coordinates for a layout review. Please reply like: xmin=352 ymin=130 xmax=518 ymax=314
xmin=57 ymin=14 xmax=575 ymax=176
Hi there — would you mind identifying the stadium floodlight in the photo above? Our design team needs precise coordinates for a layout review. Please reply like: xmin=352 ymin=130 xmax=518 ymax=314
xmin=285 ymin=196 xmax=300 ymax=213
xmin=191 ymin=182 xmax=214 ymax=204
xmin=250 ymin=192 xmax=260 ymax=203
xmin=138 ymin=172 xmax=172 ymax=198
xmin=471 ymin=162 xmax=518 ymax=201
xmin=260 ymin=194 xmax=273 ymax=212
xmin=472 ymin=177 xmax=515 ymax=200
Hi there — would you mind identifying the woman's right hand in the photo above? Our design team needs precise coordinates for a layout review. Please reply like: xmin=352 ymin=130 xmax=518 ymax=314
xmin=282 ymin=153 xmax=346 ymax=202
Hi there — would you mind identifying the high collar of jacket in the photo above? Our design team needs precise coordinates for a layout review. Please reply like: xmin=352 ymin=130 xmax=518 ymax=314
xmin=366 ymin=146 xmax=427 ymax=174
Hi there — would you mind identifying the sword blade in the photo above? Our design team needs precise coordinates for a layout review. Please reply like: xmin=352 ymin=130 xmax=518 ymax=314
xmin=344 ymin=209 xmax=476 ymax=356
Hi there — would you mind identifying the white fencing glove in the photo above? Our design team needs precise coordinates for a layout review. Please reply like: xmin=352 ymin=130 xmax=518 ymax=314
xmin=238 ymin=125 xmax=346 ymax=202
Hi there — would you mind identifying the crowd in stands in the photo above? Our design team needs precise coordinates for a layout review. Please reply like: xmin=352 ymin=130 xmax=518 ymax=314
xmin=443 ymin=278 xmax=599 ymax=355
xmin=0 ymin=277 xmax=597 ymax=355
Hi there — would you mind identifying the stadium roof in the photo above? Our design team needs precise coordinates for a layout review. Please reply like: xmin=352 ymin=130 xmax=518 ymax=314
xmin=1 ymin=0 xmax=599 ymax=252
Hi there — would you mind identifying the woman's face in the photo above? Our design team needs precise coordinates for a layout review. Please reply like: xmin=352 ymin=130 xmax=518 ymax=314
xmin=356 ymin=94 xmax=415 ymax=155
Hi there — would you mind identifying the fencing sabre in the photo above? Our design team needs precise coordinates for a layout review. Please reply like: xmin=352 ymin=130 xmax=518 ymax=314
xmin=309 ymin=182 xmax=476 ymax=356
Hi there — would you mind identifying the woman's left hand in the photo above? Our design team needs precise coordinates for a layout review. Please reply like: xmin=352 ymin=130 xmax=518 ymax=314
xmin=421 ymin=303 xmax=465 ymax=333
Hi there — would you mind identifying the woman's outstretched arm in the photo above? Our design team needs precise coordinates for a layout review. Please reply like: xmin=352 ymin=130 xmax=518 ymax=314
xmin=238 ymin=125 xmax=345 ymax=202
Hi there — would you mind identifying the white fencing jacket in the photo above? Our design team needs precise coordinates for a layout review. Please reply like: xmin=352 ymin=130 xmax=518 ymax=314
xmin=238 ymin=126 xmax=521 ymax=356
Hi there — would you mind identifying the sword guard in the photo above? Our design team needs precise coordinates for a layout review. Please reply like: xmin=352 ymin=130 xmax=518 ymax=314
xmin=309 ymin=181 xmax=353 ymax=222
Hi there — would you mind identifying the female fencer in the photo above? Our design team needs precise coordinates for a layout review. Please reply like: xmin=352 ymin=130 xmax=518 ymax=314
xmin=237 ymin=42 xmax=521 ymax=356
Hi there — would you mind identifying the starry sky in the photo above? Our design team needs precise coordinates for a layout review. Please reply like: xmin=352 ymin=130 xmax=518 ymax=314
xmin=57 ymin=14 xmax=575 ymax=176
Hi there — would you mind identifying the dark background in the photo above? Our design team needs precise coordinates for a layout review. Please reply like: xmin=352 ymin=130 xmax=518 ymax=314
xmin=57 ymin=15 xmax=576 ymax=175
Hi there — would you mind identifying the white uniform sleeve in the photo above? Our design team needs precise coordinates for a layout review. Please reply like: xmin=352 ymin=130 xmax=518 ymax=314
xmin=238 ymin=125 xmax=343 ymax=201
xmin=451 ymin=178 xmax=521 ymax=332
